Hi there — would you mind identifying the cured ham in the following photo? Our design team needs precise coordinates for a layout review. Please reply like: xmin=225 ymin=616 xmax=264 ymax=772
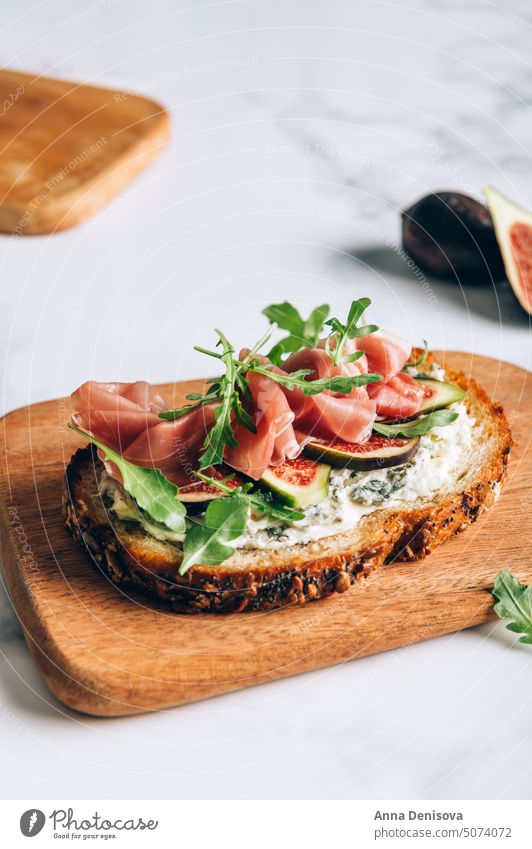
xmin=225 ymin=370 xmax=304 ymax=479
xmin=357 ymin=330 xmax=412 ymax=380
xmin=282 ymin=346 xmax=376 ymax=444
xmin=123 ymin=404 xmax=217 ymax=486
xmin=71 ymin=380 xmax=167 ymax=452
xmin=368 ymin=372 xmax=425 ymax=419
xmin=69 ymin=323 xmax=424 ymax=488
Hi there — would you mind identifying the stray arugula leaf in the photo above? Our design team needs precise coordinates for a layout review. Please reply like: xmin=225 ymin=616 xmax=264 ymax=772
xmin=180 ymin=494 xmax=249 ymax=573
xmin=195 ymin=471 xmax=304 ymax=522
xmin=324 ymin=297 xmax=379 ymax=366
xmin=240 ymin=361 xmax=382 ymax=395
xmin=373 ymin=409 xmax=459 ymax=438
xmin=404 ymin=340 xmax=429 ymax=370
xmin=68 ymin=425 xmax=186 ymax=533
xmin=263 ymin=301 xmax=330 ymax=364
xmin=493 ymin=570 xmax=532 ymax=644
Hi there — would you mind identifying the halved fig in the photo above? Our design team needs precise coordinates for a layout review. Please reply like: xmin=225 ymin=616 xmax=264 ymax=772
xmin=178 ymin=467 xmax=244 ymax=503
xmin=485 ymin=186 xmax=532 ymax=314
xmin=402 ymin=191 xmax=505 ymax=282
xmin=415 ymin=378 xmax=465 ymax=413
xmin=304 ymin=435 xmax=419 ymax=471
xmin=260 ymin=457 xmax=330 ymax=509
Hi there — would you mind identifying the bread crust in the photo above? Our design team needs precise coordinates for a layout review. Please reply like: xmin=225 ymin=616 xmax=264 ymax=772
xmin=63 ymin=362 xmax=512 ymax=613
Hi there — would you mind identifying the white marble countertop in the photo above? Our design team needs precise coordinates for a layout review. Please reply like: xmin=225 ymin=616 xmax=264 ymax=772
xmin=1 ymin=0 xmax=531 ymax=800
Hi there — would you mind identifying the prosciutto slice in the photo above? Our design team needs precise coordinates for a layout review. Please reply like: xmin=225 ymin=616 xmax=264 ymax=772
xmin=281 ymin=345 xmax=377 ymax=443
xmin=69 ymin=323 xmax=425 ymax=489
xmin=356 ymin=330 xmax=424 ymax=418
xmin=225 ymin=370 xmax=303 ymax=479
xmin=71 ymin=380 xmax=216 ymax=487
xmin=357 ymin=330 xmax=412 ymax=380
xmin=123 ymin=404 xmax=217 ymax=486
xmin=71 ymin=380 xmax=167 ymax=451
xmin=368 ymin=372 xmax=425 ymax=419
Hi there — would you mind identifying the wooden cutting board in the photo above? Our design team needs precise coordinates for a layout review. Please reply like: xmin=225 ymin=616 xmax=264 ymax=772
xmin=0 ymin=353 xmax=530 ymax=717
xmin=0 ymin=69 xmax=169 ymax=233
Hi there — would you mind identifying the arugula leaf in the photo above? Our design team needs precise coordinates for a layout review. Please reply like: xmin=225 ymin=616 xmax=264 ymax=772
xmin=493 ymin=570 xmax=532 ymax=644
xmin=373 ymin=409 xmax=459 ymax=437
xmin=180 ymin=495 xmax=249 ymax=573
xmin=249 ymin=489 xmax=304 ymax=521
xmin=324 ymin=297 xmax=379 ymax=366
xmin=68 ymin=425 xmax=186 ymax=533
xmin=305 ymin=303 xmax=331 ymax=341
xmin=263 ymin=301 xmax=330 ymax=364
xmin=241 ymin=361 xmax=382 ymax=395
xmin=197 ymin=329 xmax=240 ymax=469
xmin=158 ymin=390 xmax=220 ymax=421
xmin=263 ymin=302 xmax=305 ymax=333
xmin=195 ymin=471 xmax=304 ymax=522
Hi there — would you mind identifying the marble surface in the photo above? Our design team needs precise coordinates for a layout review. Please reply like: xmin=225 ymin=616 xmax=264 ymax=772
xmin=1 ymin=0 xmax=531 ymax=800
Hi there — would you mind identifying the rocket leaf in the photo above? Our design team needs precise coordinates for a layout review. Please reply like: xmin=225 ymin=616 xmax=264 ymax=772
xmin=68 ymin=425 xmax=186 ymax=533
xmin=373 ymin=409 xmax=459 ymax=438
xmin=180 ymin=494 xmax=249 ymax=573
xmin=493 ymin=570 xmax=532 ymax=644
xmin=262 ymin=301 xmax=330 ymax=364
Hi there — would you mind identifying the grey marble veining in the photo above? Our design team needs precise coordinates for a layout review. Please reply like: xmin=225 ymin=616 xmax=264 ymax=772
xmin=0 ymin=0 xmax=531 ymax=801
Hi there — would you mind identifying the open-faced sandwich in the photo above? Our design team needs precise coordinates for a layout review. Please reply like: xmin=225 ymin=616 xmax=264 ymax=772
xmin=63 ymin=298 xmax=512 ymax=612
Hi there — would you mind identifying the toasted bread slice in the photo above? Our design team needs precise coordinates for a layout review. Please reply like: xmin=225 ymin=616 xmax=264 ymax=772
xmin=63 ymin=363 xmax=511 ymax=613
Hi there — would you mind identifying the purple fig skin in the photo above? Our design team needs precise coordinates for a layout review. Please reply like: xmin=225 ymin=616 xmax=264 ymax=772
xmin=304 ymin=436 xmax=420 ymax=471
xmin=402 ymin=191 xmax=506 ymax=283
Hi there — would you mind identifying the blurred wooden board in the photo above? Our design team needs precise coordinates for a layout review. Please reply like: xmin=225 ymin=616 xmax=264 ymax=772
xmin=0 ymin=69 xmax=168 ymax=233
xmin=0 ymin=353 xmax=530 ymax=717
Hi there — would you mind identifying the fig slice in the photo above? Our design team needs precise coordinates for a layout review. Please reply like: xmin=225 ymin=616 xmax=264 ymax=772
xmin=304 ymin=435 xmax=419 ymax=471
xmin=485 ymin=186 xmax=532 ymax=315
xmin=415 ymin=379 xmax=466 ymax=414
xmin=260 ymin=457 xmax=330 ymax=509
xmin=178 ymin=466 xmax=244 ymax=503
xmin=402 ymin=191 xmax=505 ymax=283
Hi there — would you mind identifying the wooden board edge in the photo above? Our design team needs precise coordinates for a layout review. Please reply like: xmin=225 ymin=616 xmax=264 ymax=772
xmin=0 ymin=352 xmax=528 ymax=716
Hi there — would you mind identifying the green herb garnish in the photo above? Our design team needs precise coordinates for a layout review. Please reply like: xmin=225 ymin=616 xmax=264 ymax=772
xmin=160 ymin=306 xmax=384 ymax=466
xmin=240 ymin=361 xmax=382 ymax=395
xmin=373 ymin=409 xmax=459 ymax=438
xmin=493 ymin=570 xmax=532 ymax=644
xmin=324 ymin=297 xmax=378 ymax=366
xmin=262 ymin=302 xmax=330 ymax=364
xmin=179 ymin=472 xmax=305 ymax=573
xmin=194 ymin=471 xmax=304 ymax=522
xmin=68 ymin=425 xmax=186 ymax=533
xmin=195 ymin=329 xmax=245 ymax=469
xmin=180 ymin=495 xmax=248 ymax=573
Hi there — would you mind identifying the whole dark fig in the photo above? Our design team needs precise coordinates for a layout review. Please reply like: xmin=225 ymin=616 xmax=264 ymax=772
xmin=402 ymin=191 xmax=506 ymax=282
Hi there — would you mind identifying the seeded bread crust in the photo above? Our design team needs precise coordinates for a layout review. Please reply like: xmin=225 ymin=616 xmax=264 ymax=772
xmin=63 ymin=362 xmax=512 ymax=613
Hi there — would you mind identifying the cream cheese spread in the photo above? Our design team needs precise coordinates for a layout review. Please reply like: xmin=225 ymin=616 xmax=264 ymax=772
xmin=100 ymin=399 xmax=475 ymax=554
xmin=231 ymin=401 xmax=475 ymax=549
